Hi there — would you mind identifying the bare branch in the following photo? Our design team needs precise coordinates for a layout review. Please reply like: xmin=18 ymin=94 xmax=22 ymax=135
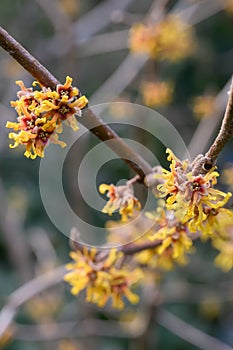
xmin=193 ymin=77 xmax=233 ymax=174
xmin=157 ymin=309 xmax=233 ymax=350
xmin=121 ymin=239 xmax=162 ymax=255
xmin=0 ymin=26 xmax=153 ymax=180
xmin=0 ymin=266 xmax=65 ymax=338
xmin=205 ymin=77 xmax=233 ymax=162
xmin=188 ymin=79 xmax=231 ymax=158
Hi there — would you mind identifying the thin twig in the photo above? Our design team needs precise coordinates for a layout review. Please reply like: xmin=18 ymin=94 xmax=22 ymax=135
xmin=188 ymin=79 xmax=231 ymax=158
xmin=206 ymin=78 xmax=233 ymax=162
xmin=0 ymin=266 xmax=66 ymax=338
xmin=121 ymin=239 xmax=162 ymax=255
xmin=0 ymin=26 xmax=153 ymax=180
xmin=157 ymin=309 xmax=233 ymax=350
xmin=193 ymin=77 xmax=233 ymax=174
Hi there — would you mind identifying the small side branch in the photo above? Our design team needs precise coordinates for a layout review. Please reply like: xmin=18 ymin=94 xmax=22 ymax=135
xmin=193 ymin=77 xmax=233 ymax=174
xmin=121 ymin=239 xmax=162 ymax=255
xmin=205 ymin=77 xmax=233 ymax=163
xmin=0 ymin=26 xmax=153 ymax=181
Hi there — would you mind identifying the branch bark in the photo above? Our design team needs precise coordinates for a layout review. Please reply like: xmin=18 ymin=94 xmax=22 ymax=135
xmin=0 ymin=26 xmax=153 ymax=181
xmin=192 ymin=77 xmax=233 ymax=174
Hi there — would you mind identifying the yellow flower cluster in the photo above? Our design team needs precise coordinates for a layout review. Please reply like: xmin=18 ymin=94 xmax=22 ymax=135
xmin=6 ymin=76 xmax=88 ymax=159
xmin=106 ymin=207 xmax=193 ymax=271
xmin=64 ymin=247 xmax=143 ymax=309
xmin=140 ymin=81 xmax=174 ymax=107
xmin=99 ymin=183 xmax=141 ymax=222
xmin=192 ymin=95 xmax=216 ymax=119
xmin=158 ymin=149 xmax=232 ymax=239
xmin=129 ymin=15 xmax=194 ymax=62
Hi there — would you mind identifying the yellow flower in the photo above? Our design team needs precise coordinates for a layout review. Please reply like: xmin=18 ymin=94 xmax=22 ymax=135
xmin=152 ymin=211 xmax=193 ymax=267
xmin=99 ymin=183 xmax=141 ymax=222
xmin=6 ymin=76 xmax=88 ymax=159
xmin=225 ymin=0 xmax=233 ymax=14
xmin=140 ymin=81 xmax=174 ymax=107
xmin=209 ymin=210 xmax=233 ymax=271
xmin=213 ymin=239 xmax=233 ymax=272
xmin=129 ymin=23 xmax=159 ymax=58
xmin=64 ymin=247 xmax=143 ymax=309
xmin=196 ymin=208 xmax=233 ymax=240
xmin=192 ymin=95 xmax=216 ymax=119
xmin=158 ymin=149 xmax=232 ymax=233
xmin=129 ymin=15 xmax=194 ymax=62
xmin=223 ymin=165 xmax=233 ymax=191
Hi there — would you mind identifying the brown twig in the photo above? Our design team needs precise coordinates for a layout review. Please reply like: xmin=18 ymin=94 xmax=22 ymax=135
xmin=192 ymin=77 xmax=233 ymax=175
xmin=0 ymin=26 xmax=153 ymax=181
xmin=205 ymin=77 xmax=233 ymax=162
xmin=121 ymin=239 xmax=162 ymax=255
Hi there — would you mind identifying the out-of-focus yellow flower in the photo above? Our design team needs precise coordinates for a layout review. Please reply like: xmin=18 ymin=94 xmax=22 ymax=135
xmin=213 ymin=239 xmax=233 ymax=272
xmin=99 ymin=183 xmax=141 ymax=222
xmin=129 ymin=23 xmax=158 ymax=57
xmin=129 ymin=15 xmax=194 ymax=62
xmin=198 ymin=208 xmax=233 ymax=240
xmin=158 ymin=149 xmax=232 ymax=233
xmin=64 ymin=247 xmax=143 ymax=309
xmin=0 ymin=327 xmax=13 ymax=348
xmin=58 ymin=339 xmax=84 ymax=350
xmin=58 ymin=0 xmax=80 ymax=18
xmin=6 ymin=76 xmax=88 ymax=159
xmin=210 ymin=213 xmax=233 ymax=271
xmin=192 ymin=95 xmax=216 ymax=119
xmin=223 ymin=165 xmax=233 ymax=191
xmin=225 ymin=0 xmax=233 ymax=14
xmin=199 ymin=294 xmax=221 ymax=320
xmin=26 ymin=293 xmax=62 ymax=322
xmin=140 ymin=81 xmax=174 ymax=107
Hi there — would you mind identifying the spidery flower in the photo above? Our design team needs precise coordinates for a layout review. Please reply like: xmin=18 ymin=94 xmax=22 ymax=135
xmin=158 ymin=149 xmax=232 ymax=234
xmin=6 ymin=76 xmax=88 ymax=159
xmin=99 ymin=182 xmax=141 ymax=221
xmin=133 ymin=209 xmax=193 ymax=270
xmin=64 ymin=247 xmax=143 ymax=309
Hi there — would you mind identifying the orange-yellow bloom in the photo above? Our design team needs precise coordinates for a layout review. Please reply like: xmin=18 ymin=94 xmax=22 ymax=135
xmin=129 ymin=15 xmax=194 ymax=62
xmin=140 ymin=81 xmax=174 ymax=107
xmin=64 ymin=247 xmax=143 ymax=309
xmin=99 ymin=183 xmax=141 ymax=221
xmin=158 ymin=149 xmax=232 ymax=233
xmin=192 ymin=95 xmax=216 ymax=119
xmin=6 ymin=76 xmax=88 ymax=159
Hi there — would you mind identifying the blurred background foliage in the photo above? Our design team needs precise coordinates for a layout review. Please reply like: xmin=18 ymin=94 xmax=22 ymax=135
xmin=0 ymin=0 xmax=233 ymax=349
